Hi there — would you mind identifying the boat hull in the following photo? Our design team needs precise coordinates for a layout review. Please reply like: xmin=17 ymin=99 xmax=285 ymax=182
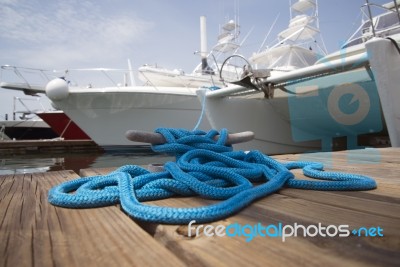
xmin=200 ymin=91 xmax=321 ymax=154
xmin=1 ymin=120 xmax=58 ymax=140
xmin=200 ymin=67 xmax=385 ymax=155
xmin=50 ymin=89 xmax=210 ymax=148
xmin=36 ymin=111 xmax=91 ymax=140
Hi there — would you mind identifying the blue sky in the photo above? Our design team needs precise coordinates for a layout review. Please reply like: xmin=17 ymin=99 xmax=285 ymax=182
xmin=0 ymin=0 xmax=391 ymax=119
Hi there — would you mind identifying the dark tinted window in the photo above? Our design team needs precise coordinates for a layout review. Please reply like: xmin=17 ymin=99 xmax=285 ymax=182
xmin=375 ymin=12 xmax=400 ymax=30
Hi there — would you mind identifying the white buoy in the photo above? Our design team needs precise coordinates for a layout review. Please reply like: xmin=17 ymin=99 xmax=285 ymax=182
xmin=45 ymin=78 xmax=69 ymax=100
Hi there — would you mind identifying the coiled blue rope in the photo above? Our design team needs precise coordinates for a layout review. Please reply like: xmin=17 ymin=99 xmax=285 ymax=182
xmin=48 ymin=128 xmax=377 ymax=224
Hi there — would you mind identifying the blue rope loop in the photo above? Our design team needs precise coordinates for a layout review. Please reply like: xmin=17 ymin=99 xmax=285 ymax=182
xmin=48 ymin=128 xmax=377 ymax=224
xmin=151 ymin=128 xmax=232 ymax=157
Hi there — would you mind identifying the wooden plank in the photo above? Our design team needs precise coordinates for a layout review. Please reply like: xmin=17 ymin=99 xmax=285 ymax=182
xmin=272 ymin=149 xmax=400 ymax=203
xmin=271 ymin=167 xmax=400 ymax=207
xmin=0 ymin=170 xmax=185 ymax=267
xmin=79 ymin=155 xmax=400 ymax=267
xmin=79 ymin=167 xmax=117 ymax=176
xmin=0 ymin=140 xmax=102 ymax=156
xmin=137 ymin=195 xmax=400 ymax=267
xmin=279 ymin=188 xmax=400 ymax=218
xmin=272 ymin=147 xmax=400 ymax=165
xmin=0 ymin=139 xmax=97 ymax=148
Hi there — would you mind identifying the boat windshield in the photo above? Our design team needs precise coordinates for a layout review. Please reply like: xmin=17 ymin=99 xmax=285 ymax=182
xmin=342 ymin=7 xmax=400 ymax=49
xmin=375 ymin=10 xmax=400 ymax=30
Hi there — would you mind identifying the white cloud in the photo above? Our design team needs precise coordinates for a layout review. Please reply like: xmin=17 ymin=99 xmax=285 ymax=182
xmin=0 ymin=0 xmax=154 ymax=67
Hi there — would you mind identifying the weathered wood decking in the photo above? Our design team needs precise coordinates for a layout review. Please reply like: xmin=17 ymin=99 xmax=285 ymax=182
xmin=0 ymin=139 xmax=102 ymax=155
xmin=1 ymin=147 xmax=399 ymax=266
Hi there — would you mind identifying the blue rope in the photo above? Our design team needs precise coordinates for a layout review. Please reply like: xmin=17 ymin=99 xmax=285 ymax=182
xmin=192 ymin=88 xmax=208 ymax=131
xmin=48 ymin=128 xmax=377 ymax=224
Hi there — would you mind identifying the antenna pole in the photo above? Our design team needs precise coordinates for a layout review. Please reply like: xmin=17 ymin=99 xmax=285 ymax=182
xmin=365 ymin=0 xmax=376 ymax=37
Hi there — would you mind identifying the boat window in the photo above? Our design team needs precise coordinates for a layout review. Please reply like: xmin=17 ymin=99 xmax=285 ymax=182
xmin=341 ymin=9 xmax=400 ymax=49
xmin=375 ymin=12 xmax=400 ymax=30
xmin=361 ymin=20 xmax=372 ymax=35
xmin=342 ymin=37 xmax=364 ymax=48
xmin=341 ymin=21 xmax=371 ymax=49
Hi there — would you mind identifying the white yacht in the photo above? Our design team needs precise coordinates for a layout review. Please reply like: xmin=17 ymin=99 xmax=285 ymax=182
xmin=198 ymin=0 xmax=400 ymax=154
xmin=138 ymin=15 xmax=243 ymax=88
xmin=44 ymin=79 xmax=210 ymax=149
xmin=0 ymin=96 xmax=58 ymax=140
xmin=0 ymin=66 xmax=210 ymax=148
xmin=249 ymin=0 xmax=327 ymax=72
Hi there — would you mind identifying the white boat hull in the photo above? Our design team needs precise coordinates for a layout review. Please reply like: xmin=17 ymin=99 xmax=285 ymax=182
xmin=199 ymin=66 xmax=385 ymax=155
xmin=49 ymin=87 xmax=210 ymax=148
xmin=366 ymin=38 xmax=400 ymax=146
xmin=198 ymin=90 xmax=320 ymax=154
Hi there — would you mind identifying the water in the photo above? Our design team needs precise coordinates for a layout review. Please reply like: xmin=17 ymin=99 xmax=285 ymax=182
xmin=0 ymin=150 xmax=174 ymax=175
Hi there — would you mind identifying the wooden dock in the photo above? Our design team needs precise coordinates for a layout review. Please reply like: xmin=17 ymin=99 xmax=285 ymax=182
xmin=1 ymin=147 xmax=399 ymax=266
xmin=0 ymin=139 xmax=102 ymax=155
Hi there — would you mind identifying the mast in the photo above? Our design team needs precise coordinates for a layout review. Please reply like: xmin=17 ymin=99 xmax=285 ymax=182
xmin=200 ymin=16 xmax=214 ymax=74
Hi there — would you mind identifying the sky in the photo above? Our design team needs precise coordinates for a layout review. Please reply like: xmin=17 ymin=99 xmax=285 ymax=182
xmin=0 ymin=0 xmax=392 ymax=119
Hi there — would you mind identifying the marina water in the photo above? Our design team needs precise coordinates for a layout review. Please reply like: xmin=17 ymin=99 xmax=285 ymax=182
xmin=0 ymin=150 xmax=173 ymax=175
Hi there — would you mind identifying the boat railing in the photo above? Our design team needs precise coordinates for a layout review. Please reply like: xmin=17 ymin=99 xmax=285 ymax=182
xmin=63 ymin=68 xmax=135 ymax=88
xmin=1 ymin=64 xmax=136 ymax=92
xmin=0 ymin=124 xmax=6 ymax=140
xmin=207 ymin=51 xmax=369 ymax=99
xmin=12 ymin=96 xmax=51 ymax=121
xmin=0 ymin=65 xmax=59 ymax=92
xmin=342 ymin=1 xmax=400 ymax=48
xmin=193 ymin=50 xmax=245 ymax=86
xmin=365 ymin=0 xmax=400 ymax=34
